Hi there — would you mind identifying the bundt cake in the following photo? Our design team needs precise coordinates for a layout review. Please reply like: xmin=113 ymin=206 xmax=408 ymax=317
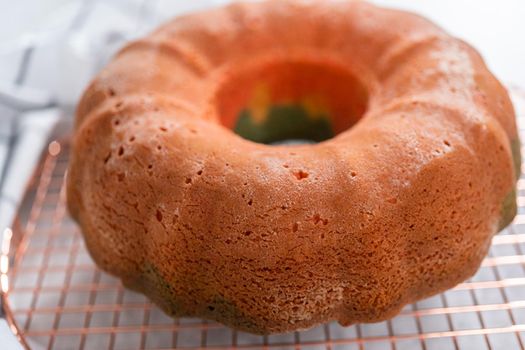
xmin=67 ymin=0 xmax=520 ymax=334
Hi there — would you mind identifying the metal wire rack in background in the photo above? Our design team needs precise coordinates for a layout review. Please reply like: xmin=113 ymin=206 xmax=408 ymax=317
xmin=0 ymin=89 xmax=523 ymax=350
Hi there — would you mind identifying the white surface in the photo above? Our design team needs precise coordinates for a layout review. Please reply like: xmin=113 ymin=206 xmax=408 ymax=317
xmin=0 ymin=51 xmax=23 ymax=84
xmin=371 ymin=0 xmax=525 ymax=88
xmin=0 ymin=320 xmax=23 ymax=350
xmin=1 ymin=109 xmax=60 ymax=202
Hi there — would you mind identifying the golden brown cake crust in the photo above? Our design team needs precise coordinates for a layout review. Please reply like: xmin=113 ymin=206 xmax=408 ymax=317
xmin=67 ymin=1 xmax=519 ymax=334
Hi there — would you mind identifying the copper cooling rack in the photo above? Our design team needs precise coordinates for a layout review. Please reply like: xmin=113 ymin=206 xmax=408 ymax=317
xmin=2 ymin=90 xmax=525 ymax=350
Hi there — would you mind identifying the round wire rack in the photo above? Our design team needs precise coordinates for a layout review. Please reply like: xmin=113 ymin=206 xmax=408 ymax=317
xmin=1 ymin=91 xmax=525 ymax=350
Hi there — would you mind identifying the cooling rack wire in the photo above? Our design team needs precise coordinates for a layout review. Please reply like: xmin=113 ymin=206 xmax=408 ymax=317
xmin=2 ymin=89 xmax=525 ymax=350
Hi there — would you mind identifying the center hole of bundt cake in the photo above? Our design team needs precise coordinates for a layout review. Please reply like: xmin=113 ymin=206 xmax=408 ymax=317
xmin=215 ymin=59 xmax=369 ymax=144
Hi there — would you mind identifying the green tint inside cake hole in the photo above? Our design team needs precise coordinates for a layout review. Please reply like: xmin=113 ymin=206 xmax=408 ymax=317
xmin=215 ymin=59 xmax=369 ymax=145
xmin=234 ymin=104 xmax=334 ymax=144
